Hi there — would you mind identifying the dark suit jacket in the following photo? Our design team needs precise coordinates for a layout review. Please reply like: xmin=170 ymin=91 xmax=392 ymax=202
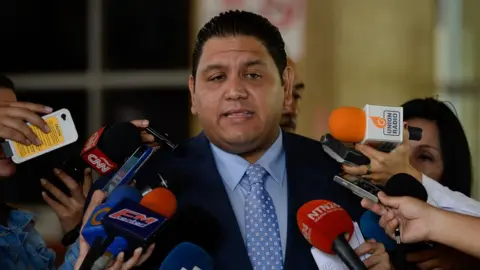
xmin=92 ymin=131 xmax=365 ymax=269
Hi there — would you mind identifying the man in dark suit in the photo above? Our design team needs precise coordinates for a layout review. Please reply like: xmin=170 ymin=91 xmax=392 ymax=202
xmin=86 ymin=10 xmax=388 ymax=270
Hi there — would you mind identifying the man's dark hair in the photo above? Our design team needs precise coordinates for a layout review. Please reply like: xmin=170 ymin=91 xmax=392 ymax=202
xmin=192 ymin=10 xmax=287 ymax=81
xmin=402 ymin=97 xmax=472 ymax=196
xmin=0 ymin=74 xmax=15 ymax=91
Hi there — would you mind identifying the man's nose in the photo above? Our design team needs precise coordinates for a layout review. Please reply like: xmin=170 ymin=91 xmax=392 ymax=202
xmin=225 ymin=77 xmax=248 ymax=99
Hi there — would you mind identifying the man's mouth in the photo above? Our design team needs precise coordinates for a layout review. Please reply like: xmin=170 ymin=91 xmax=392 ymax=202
xmin=222 ymin=109 xmax=254 ymax=118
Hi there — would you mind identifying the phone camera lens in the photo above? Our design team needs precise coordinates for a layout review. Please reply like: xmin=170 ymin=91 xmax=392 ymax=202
xmin=61 ymin=114 xmax=66 ymax=121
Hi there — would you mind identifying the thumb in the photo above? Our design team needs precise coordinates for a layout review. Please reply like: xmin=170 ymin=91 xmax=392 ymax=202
xmin=377 ymin=192 xmax=402 ymax=209
xmin=81 ymin=190 xmax=105 ymax=229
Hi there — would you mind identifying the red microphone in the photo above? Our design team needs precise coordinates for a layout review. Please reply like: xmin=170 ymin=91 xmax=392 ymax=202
xmin=297 ymin=200 xmax=366 ymax=270
xmin=80 ymin=122 xmax=142 ymax=175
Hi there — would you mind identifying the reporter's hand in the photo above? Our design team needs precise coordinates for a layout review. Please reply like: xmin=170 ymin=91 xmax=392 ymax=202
xmin=74 ymin=190 xmax=155 ymax=270
xmin=0 ymin=101 xmax=52 ymax=145
xmin=41 ymin=168 xmax=92 ymax=233
xmin=342 ymin=127 xmax=421 ymax=186
xmin=355 ymin=239 xmax=391 ymax=270
xmin=129 ymin=119 xmax=159 ymax=148
xmin=361 ymin=192 xmax=434 ymax=243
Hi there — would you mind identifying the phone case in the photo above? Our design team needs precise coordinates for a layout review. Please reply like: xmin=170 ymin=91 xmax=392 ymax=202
xmin=8 ymin=108 xmax=79 ymax=164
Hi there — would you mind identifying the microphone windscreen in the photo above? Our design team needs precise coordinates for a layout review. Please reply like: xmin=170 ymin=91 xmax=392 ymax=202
xmin=297 ymin=200 xmax=354 ymax=254
xmin=97 ymin=122 xmax=142 ymax=165
xmin=107 ymin=185 xmax=142 ymax=205
xmin=159 ymin=242 xmax=213 ymax=270
xmin=140 ymin=188 xmax=177 ymax=218
xmin=329 ymin=107 xmax=366 ymax=143
xmin=384 ymin=173 xmax=428 ymax=201
xmin=359 ymin=211 xmax=396 ymax=251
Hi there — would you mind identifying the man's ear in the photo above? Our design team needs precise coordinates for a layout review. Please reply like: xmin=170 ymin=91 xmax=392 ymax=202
xmin=282 ymin=66 xmax=294 ymax=108
xmin=188 ymin=75 xmax=198 ymax=115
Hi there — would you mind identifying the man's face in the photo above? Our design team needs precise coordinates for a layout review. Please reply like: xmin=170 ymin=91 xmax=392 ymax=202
xmin=280 ymin=59 xmax=304 ymax=133
xmin=0 ymin=88 xmax=17 ymax=178
xmin=189 ymin=36 xmax=293 ymax=154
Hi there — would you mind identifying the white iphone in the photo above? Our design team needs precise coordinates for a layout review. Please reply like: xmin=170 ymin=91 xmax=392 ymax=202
xmin=4 ymin=108 xmax=79 ymax=164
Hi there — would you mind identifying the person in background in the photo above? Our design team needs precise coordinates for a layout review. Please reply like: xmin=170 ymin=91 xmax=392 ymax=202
xmin=280 ymin=57 xmax=305 ymax=133
xmin=343 ymin=98 xmax=478 ymax=269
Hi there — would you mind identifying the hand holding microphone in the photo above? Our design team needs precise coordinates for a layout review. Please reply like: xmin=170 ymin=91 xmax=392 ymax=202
xmin=75 ymin=190 xmax=154 ymax=270
xmin=342 ymin=126 xmax=422 ymax=186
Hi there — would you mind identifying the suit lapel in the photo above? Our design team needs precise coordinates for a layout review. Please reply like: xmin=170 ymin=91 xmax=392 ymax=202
xmin=178 ymin=132 xmax=252 ymax=270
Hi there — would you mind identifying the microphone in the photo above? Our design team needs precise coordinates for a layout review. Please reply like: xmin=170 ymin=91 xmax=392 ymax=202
xmin=328 ymin=105 xmax=423 ymax=152
xmin=80 ymin=122 xmax=142 ymax=175
xmin=80 ymin=185 xmax=142 ymax=270
xmin=359 ymin=211 xmax=396 ymax=251
xmin=140 ymin=205 xmax=221 ymax=269
xmin=159 ymin=242 xmax=213 ymax=270
xmin=297 ymin=200 xmax=366 ymax=270
xmin=92 ymin=188 xmax=177 ymax=269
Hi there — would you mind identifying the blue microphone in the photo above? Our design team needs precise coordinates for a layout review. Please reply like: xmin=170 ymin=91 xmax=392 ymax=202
xmin=79 ymin=185 xmax=142 ymax=270
xmin=359 ymin=211 xmax=396 ymax=251
xmin=160 ymin=242 xmax=213 ymax=270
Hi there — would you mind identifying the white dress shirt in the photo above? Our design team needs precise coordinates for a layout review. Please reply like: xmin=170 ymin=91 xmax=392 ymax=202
xmin=423 ymin=174 xmax=480 ymax=217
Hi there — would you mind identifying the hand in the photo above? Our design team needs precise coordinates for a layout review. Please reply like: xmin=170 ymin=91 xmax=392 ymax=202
xmin=355 ymin=239 xmax=391 ymax=270
xmin=407 ymin=244 xmax=478 ymax=270
xmin=74 ymin=191 xmax=155 ymax=270
xmin=41 ymin=168 xmax=92 ymax=233
xmin=0 ymin=101 xmax=52 ymax=145
xmin=342 ymin=127 xmax=421 ymax=186
xmin=361 ymin=192 xmax=434 ymax=243
xmin=129 ymin=119 xmax=159 ymax=148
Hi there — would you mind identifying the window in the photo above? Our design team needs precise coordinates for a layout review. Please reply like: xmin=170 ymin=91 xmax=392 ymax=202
xmin=0 ymin=0 xmax=87 ymax=73
xmin=3 ymin=0 xmax=191 ymax=204
xmin=102 ymin=0 xmax=190 ymax=70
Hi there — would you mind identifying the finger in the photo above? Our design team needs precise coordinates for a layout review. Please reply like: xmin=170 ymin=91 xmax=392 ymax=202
xmin=342 ymin=164 xmax=369 ymax=176
xmin=121 ymin=247 xmax=143 ymax=270
xmin=377 ymin=192 xmax=402 ymax=209
xmin=130 ymin=119 xmax=149 ymax=128
xmin=137 ymin=244 xmax=155 ymax=265
xmin=41 ymin=191 xmax=68 ymax=216
xmin=415 ymin=259 xmax=441 ymax=270
xmin=109 ymin=252 xmax=125 ymax=270
xmin=355 ymin=143 xmax=387 ymax=160
xmin=355 ymin=241 xmax=376 ymax=256
xmin=40 ymin=178 xmax=71 ymax=206
xmin=53 ymin=168 xmax=84 ymax=203
xmin=0 ymin=118 xmax=42 ymax=145
xmin=7 ymin=101 xmax=53 ymax=114
xmin=385 ymin=219 xmax=399 ymax=238
xmin=0 ymin=124 xmax=31 ymax=145
xmin=82 ymin=168 xmax=93 ymax=197
xmin=406 ymin=249 xmax=436 ymax=263
xmin=140 ymin=133 xmax=156 ymax=143
xmin=82 ymin=190 xmax=105 ymax=229
xmin=363 ymin=253 xmax=388 ymax=269
xmin=402 ymin=124 xmax=410 ymax=144
xmin=5 ymin=107 xmax=50 ymax=133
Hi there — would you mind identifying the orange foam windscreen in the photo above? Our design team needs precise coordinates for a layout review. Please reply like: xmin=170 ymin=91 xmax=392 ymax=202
xmin=328 ymin=107 xmax=366 ymax=143
xmin=140 ymin=188 xmax=177 ymax=218
xmin=297 ymin=200 xmax=354 ymax=254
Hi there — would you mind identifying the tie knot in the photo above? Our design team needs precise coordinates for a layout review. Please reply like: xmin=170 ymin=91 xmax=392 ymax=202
xmin=244 ymin=164 xmax=268 ymax=188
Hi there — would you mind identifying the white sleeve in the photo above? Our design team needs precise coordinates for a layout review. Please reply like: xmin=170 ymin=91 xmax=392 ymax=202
xmin=422 ymin=174 xmax=480 ymax=217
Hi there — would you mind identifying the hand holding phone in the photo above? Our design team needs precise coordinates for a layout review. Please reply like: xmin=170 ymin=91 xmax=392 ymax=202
xmin=3 ymin=108 xmax=79 ymax=164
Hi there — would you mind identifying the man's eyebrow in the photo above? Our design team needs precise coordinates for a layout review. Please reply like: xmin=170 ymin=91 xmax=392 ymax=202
xmin=245 ymin=59 xmax=267 ymax=67
xmin=201 ymin=64 xmax=224 ymax=74
xmin=294 ymin=82 xmax=305 ymax=91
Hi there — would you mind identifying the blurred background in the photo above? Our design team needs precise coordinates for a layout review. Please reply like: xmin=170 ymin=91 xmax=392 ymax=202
xmin=0 ymin=0 xmax=479 ymax=265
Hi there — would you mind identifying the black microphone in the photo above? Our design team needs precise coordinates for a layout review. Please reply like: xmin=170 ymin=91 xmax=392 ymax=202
xmin=383 ymin=173 xmax=430 ymax=270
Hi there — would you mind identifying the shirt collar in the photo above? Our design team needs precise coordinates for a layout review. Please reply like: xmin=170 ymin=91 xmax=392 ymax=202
xmin=210 ymin=129 xmax=286 ymax=191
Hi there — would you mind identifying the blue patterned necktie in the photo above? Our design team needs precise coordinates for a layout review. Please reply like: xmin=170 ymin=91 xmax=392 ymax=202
xmin=242 ymin=163 xmax=284 ymax=270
